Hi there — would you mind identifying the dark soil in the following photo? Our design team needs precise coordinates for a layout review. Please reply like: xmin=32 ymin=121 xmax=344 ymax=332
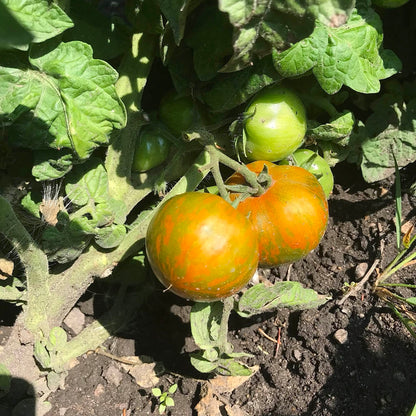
xmin=1 ymin=162 xmax=416 ymax=416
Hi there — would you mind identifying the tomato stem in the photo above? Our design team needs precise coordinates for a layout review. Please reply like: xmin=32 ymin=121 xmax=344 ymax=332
xmin=217 ymin=296 xmax=234 ymax=355
xmin=205 ymin=144 xmax=266 ymax=197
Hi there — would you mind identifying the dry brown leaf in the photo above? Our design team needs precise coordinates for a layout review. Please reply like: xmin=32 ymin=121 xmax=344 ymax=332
xmin=224 ymin=403 xmax=249 ymax=416
xmin=0 ymin=257 xmax=14 ymax=280
xmin=195 ymin=384 xmax=223 ymax=416
xmin=195 ymin=367 xmax=258 ymax=416
xmin=209 ymin=365 xmax=259 ymax=394
xmin=401 ymin=221 xmax=414 ymax=235
xmin=120 ymin=356 xmax=162 ymax=388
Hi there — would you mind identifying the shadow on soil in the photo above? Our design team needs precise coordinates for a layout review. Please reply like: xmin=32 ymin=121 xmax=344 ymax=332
xmin=297 ymin=306 xmax=416 ymax=416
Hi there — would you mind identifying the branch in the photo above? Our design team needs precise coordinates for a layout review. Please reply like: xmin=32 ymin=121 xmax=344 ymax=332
xmin=0 ymin=195 xmax=50 ymax=335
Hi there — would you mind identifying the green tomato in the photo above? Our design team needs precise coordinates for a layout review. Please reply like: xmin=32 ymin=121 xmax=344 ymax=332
xmin=243 ymin=86 xmax=307 ymax=162
xmin=280 ymin=149 xmax=334 ymax=198
xmin=158 ymin=90 xmax=202 ymax=136
xmin=372 ymin=0 xmax=409 ymax=7
xmin=132 ymin=126 xmax=171 ymax=173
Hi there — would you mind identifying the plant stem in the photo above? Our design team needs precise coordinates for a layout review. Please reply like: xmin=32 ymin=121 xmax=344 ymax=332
xmin=205 ymin=144 xmax=266 ymax=196
xmin=217 ymin=296 xmax=234 ymax=355
xmin=105 ymin=32 xmax=157 ymax=204
xmin=380 ymin=283 xmax=416 ymax=289
xmin=0 ymin=196 xmax=50 ymax=336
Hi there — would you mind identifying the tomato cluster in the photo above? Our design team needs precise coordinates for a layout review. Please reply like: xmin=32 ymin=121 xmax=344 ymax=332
xmin=143 ymin=86 xmax=331 ymax=302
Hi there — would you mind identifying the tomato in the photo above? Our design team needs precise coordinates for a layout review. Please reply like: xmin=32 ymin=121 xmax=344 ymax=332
xmin=280 ymin=149 xmax=334 ymax=198
xmin=132 ymin=125 xmax=171 ymax=172
xmin=158 ymin=90 xmax=203 ymax=136
xmin=242 ymin=86 xmax=307 ymax=162
xmin=372 ymin=0 xmax=409 ymax=7
xmin=226 ymin=161 xmax=328 ymax=267
xmin=145 ymin=192 xmax=259 ymax=302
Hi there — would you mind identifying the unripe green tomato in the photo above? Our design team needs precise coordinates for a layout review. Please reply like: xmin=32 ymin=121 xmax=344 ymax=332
xmin=243 ymin=86 xmax=307 ymax=162
xmin=158 ymin=90 xmax=202 ymax=136
xmin=372 ymin=0 xmax=409 ymax=7
xmin=280 ymin=149 xmax=334 ymax=198
xmin=132 ymin=126 xmax=171 ymax=173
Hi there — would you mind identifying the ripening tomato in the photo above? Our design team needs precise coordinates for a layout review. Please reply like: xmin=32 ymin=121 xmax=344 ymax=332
xmin=280 ymin=149 xmax=334 ymax=198
xmin=132 ymin=125 xmax=171 ymax=172
xmin=226 ymin=161 xmax=328 ymax=267
xmin=145 ymin=192 xmax=259 ymax=302
xmin=243 ymin=86 xmax=307 ymax=162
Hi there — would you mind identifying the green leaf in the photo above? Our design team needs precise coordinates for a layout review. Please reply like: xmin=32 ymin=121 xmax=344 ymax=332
xmin=216 ymin=357 xmax=252 ymax=376
xmin=307 ymin=110 xmax=355 ymax=142
xmin=2 ymin=0 xmax=73 ymax=49
xmin=406 ymin=298 xmax=416 ymax=307
xmin=20 ymin=191 xmax=41 ymax=218
xmin=32 ymin=150 xmax=74 ymax=181
xmin=65 ymin=159 xmax=109 ymax=206
xmin=168 ymin=383 xmax=178 ymax=394
xmin=95 ymin=224 xmax=126 ymax=249
xmin=63 ymin=0 xmax=130 ymax=60
xmin=0 ymin=363 xmax=11 ymax=398
xmin=273 ymin=6 xmax=401 ymax=94
xmin=0 ymin=1 xmax=33 ymax=50
xmin=313 ymin=8 xmax=401 ymax=94
xmin=47 ymin=326 xmax=67 ymax=351
xmin=0 ymin=41 xmax=126 ymax=180
xmin=186 ymin=4 xmax=233 ymax=81
xmin=165 ymin=397 xmax=175 ymax=407
xmin=190 ymin=302 xmax=223 ymax=349
xmin=202 ymin=56 xmax=279 ymax=112
xmin=158 ymin=403 xmax=166 ymax=414
xmin=272 ymin=20 xmax=328 ymax=77
xmin=152 ymin=388 xmax=162 ymax=397
xmin=359 ymin=99 xmax=416 ymax=182
xmin=34 ymin=341 xmax=51 ymax=368
xmin=236 ymin=282 xmax=328 ymax=318
xmin=190 ymin=351 xmax=221 ymax=373
xmin=219 ymin=0 xmax=355 ymax=73
xmin=159 ymin=0 xmax=200 ymax=45
xmin=42 ymin=216 xmax=93 ymax=264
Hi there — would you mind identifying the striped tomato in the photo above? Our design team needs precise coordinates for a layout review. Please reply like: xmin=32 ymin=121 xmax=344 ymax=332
xmin=145 ymin=192 xmax=259 ymax=302
xmin=226 ymin=161 xmax=328 ymax=267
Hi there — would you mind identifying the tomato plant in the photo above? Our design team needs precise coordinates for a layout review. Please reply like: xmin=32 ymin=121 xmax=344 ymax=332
xmin=242 ymin=86 xmax=307 ymax=162
xmin=158 ymin=90 xmax=203 ymax=136
xmin=280 ymin=148 xmax=334 ymax=198
xmin=145 ymin=192 xmax=259 ymax=302
xmin=226 ymin=161 xmax=328 ymax=267
xmin=132 ymin=125 xmax=171 ymax=172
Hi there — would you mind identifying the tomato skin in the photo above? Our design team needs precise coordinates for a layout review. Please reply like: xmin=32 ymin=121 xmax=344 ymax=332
xmin=226 ymin=161 xmax=328 ymax=267
xmin=280 ymin=149 xmax=334 ymax=198
xmin=158 ymin=90 xmax=202 ymax=136
xmin=132 ymin=126 xmax=171 ymax=172
xmin=243 ymin=86 xmax=307 ymax=162
xmin=145 ymin=192 xmax=259 ymax=302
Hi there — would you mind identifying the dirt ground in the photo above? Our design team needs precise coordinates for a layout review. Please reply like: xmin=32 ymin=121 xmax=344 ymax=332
xmin=1 ymin=161 xmax=416 ymax=416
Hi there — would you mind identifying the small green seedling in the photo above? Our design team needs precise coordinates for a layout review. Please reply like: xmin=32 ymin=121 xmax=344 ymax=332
xmin=152 ymin=383 xmax=177 ymax=414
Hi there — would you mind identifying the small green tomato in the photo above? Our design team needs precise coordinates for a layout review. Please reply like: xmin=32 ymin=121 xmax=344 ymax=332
xmin=280 ymin=148 xmax=334 ymax=198
xmin=243 ymin=86 xmax=307 ymax=162
xmin=132 ymin=126 xmax=171 ymax=173
xmin=158 ymin=90 xmax=202 ymax=136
